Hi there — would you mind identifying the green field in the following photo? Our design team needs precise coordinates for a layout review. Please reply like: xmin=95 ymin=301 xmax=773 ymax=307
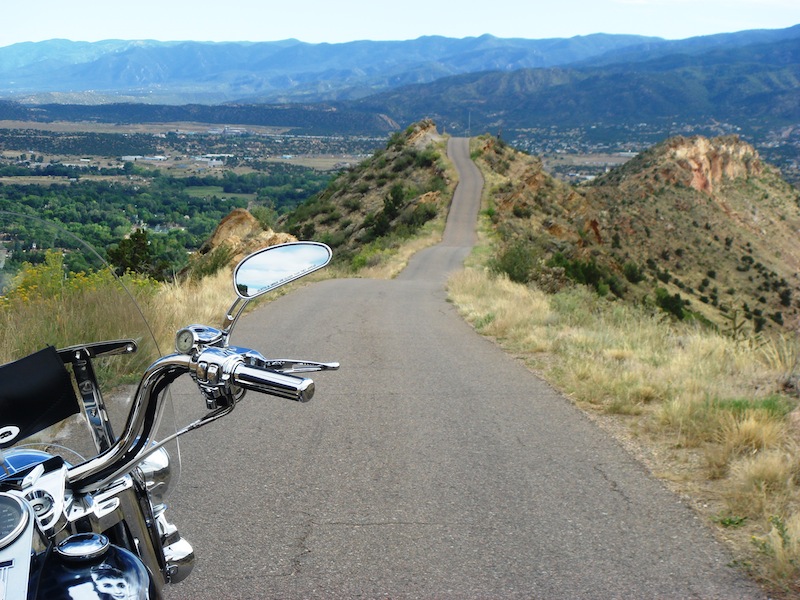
xmin=185 ymin=186 xmax=255 ymax=202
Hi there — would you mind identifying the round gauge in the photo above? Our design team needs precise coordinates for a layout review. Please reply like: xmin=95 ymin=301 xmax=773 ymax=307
xmin=175 ymin=328 xmax=195 ymax=354
xmin=0 ymin=493 xmax=29 ymax=549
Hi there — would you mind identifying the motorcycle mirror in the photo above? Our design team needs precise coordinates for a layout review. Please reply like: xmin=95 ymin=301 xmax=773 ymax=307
xmin=233 ymin=242 xmax=332 ymax=299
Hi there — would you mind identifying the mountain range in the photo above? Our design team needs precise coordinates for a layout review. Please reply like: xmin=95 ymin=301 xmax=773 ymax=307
xmin=0 ymin=34 xmax=669 ymax=103
xmin=0 ymin=26 xmax=798 ymax=139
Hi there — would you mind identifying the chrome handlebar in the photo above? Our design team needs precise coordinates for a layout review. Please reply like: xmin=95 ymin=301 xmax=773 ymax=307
xmin=67 ymin=344 xmax=336 ymax=493
xmin=68 ymin=353 xmax=192 ymax=493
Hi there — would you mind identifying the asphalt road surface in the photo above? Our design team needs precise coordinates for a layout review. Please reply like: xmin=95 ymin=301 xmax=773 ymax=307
xmin=165 ymin=138 xmax=764 ymax=599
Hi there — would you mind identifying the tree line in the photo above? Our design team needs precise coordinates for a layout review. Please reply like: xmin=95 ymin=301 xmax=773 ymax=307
xmin=0 ymin=166 xmax=331 ymax=278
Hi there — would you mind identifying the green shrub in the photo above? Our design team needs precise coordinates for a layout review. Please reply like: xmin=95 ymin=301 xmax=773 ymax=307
xmin=190 ymin=244 xmax=235 ymax=280
xmin=623 ymin=262 xmax=645 ymax=284
xmin=491 ymin=240 xmax=539 ymax=284
xmin=655 ymin=287 xmax=686 ymax=319
xmin=405 ymin=203 xmax=438 ymax=230
xmin=547 ymin=253 xmax=626 ymax=298
xmin=414 ymin=148 xmax=439 ymax=168
xmin=320 ymin=231 xmax=347 ymax=248
xmin=320 ymin=210 xmax=342 ymax=225
xmin=512 ymin=204 xmax=533 ymax=219
xmin=426 ymin=175 xmax=447 ymax=194
xmin=343 ymin=197 xmax=363 ymax=212
xmin=250 ymin=205 xmax=276 ymax=230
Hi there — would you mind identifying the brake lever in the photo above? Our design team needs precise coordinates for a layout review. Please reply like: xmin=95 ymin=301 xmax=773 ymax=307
xmin=263 ymin=359 xmax=340 ymax=374
xmin=228 ymin=347 xmax=339 ymax=373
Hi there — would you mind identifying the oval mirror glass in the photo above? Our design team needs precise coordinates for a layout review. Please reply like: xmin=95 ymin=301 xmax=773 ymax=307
xmin=233 ymin=242 xmax=332 ymax=299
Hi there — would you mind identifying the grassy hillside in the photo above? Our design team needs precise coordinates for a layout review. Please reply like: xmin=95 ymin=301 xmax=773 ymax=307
xmin=474 ymin=134 xmax=800 ymax=335
xmin=279 ymin=120 xmax=454 ymax=271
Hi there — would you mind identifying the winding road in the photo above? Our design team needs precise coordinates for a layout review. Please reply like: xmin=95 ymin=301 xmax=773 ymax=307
xmin=166 ymin=138 xmax=764 ymax=599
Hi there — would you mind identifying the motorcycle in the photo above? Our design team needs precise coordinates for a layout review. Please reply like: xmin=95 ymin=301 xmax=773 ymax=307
xmin=0 ymin=211 xmax=337 ymax=599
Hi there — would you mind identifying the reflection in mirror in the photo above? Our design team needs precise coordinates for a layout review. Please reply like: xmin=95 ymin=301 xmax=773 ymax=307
xmin=234 ymin=242 xmax=332 ymax=299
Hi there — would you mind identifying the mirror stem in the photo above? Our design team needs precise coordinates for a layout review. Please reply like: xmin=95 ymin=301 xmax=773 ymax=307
xmin=223 ymin=297 xmax=250 ymax=346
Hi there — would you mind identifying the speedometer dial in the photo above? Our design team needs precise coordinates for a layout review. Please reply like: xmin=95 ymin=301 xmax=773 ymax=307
xmin=175 ymin=328 xmax=195 ymax=354
xmin=0 ymin=493 xmax=29 ymax=549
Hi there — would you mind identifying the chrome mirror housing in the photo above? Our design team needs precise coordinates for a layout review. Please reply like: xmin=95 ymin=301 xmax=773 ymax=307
xmin=233 ymin=242 xmax=332 ymax=299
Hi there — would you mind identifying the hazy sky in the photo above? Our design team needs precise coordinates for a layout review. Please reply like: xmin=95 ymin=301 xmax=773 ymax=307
xmin=1 ymin=0 xmax=798 ymax=47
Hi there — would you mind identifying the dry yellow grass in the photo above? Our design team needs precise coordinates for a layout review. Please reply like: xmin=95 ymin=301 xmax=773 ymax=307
xmin=148 ymin=267 xmax=235 ymax=350
xmin=758 ymin=511 xmax=800 ymax=582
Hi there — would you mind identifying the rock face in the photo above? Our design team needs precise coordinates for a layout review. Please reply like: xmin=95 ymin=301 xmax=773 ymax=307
xmin=665 ymin=135 xmax=763 ymax=194
xmin=406 ymin=119 xmax=443 ymax=148
xmin=201 ymin=208 xmax=295 ymax=263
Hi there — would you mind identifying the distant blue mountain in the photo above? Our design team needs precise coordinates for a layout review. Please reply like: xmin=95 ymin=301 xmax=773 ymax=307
xmin=0 ymin=34 xmax=673 ymax=102
xmin=0 ymin=26 xmax=797 ymax=138
xmin=356 ymin=30 xmax=800 ymax=132
xmin=1 ymin=28 xmax=795 ymax=105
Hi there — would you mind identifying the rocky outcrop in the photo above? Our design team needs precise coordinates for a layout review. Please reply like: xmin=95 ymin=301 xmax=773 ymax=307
xmin=665 ymin=135 xmax=763 ymax=194
xmin=200 ymin=208 xmax=295 ymax=263
xmin=406 ymin=119 xmax=442 ymax=149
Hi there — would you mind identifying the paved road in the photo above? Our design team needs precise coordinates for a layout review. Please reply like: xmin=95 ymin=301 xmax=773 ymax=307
xmin=166 ymin=138 xmax=763 ymax=599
